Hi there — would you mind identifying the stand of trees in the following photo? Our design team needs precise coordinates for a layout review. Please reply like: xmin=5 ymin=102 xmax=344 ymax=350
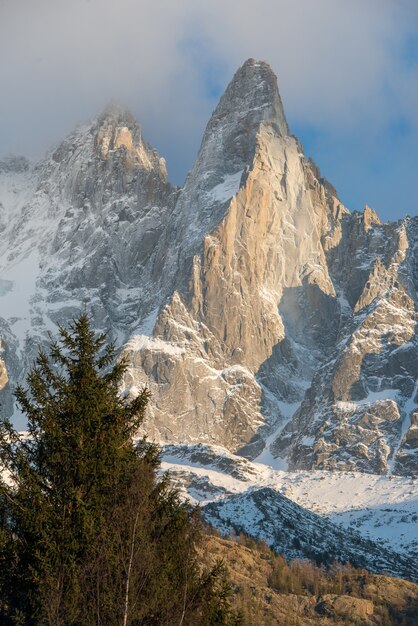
xmin=0 ymin=314 xmax=241 ymax=625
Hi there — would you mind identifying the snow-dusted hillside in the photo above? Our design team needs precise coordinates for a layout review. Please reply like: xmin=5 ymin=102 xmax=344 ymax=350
xmin=160 ymin=444 xmax=418 ymax=568
xmin=202 ymin=488 xmax=416 ymax=581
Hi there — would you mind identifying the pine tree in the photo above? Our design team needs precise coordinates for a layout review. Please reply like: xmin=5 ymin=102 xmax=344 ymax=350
xmin=0 ymin=314 xmax=240 ymax=625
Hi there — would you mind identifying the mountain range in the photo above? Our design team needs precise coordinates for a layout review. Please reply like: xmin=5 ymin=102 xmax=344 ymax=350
xmin=1 ymin=58 xmax=417 ymax=480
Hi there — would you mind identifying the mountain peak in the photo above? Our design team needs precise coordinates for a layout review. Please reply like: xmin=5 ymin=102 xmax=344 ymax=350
xmin=92 ymin=102 xmax=168 ymax=175
xmin=98 ymin=100 xmax=137 ymax=127
xmin=212 ymin=58 xmax=289 ymax=137
xmin=190 ymin=58 xmax=290 ymax=198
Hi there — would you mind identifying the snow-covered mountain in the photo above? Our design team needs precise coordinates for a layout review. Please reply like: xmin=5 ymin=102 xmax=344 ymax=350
xmin=0 ymin=59 xmax=417 ymax=478
xmin=0 ymin=104 xmax=176 ymax=424
xmin=203 ymin=488 xmax=416 ymax=580
xmin=160 ymin=443 xmax=418 ymax=581
xmin=160 ymin=444 xmax=417 ymax=560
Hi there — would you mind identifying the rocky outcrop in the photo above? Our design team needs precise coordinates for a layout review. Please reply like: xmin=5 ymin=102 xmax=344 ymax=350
xmin=275 ymin=215 xmax=418 ymax=475
xmin=0 ymin=339 xmax=7 ymax=389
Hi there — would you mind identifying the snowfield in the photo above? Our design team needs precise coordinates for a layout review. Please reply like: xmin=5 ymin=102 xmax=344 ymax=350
xmin=160 ymin=443 xmax=418 ymax=560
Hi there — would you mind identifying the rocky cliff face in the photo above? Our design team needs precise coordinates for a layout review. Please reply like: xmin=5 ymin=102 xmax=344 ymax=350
xmin=122 ymin=59 xmax=348 ymax=457
xmin=274 ymin=213 xmax=418 ymax=476
xmin=0 ymin=59 xmax=416 ymax=476
xmin=0 ymin=104 xmax=176 ymax=424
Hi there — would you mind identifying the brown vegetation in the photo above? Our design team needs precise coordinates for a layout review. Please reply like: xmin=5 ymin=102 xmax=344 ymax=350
xmin=205 ymin=532 xmax=418 ymax=625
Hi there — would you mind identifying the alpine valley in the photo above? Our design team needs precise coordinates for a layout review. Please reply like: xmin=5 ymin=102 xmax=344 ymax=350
xmin=1 ymin=60 xmax=417 ymax=580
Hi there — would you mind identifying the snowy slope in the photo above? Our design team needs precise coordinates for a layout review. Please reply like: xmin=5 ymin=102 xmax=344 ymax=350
xmin=202 ymin=488 xmax=416 ymax=581
xmin=160 ymin=444 xmax=418 ymax=561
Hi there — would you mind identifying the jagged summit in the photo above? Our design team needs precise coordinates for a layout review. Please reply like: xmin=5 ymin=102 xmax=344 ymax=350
xmin=93 ymin=102 xmax=167 ymax=175
xmin=46 ymin=98 xmax=169 ymax=187
xmin=205 ymin=58 xmax=289 ymax=139
xmin=178 ymin=58 xmax=291 ymax=221
xmin=184 ymin=58 xmax=290 ymax=204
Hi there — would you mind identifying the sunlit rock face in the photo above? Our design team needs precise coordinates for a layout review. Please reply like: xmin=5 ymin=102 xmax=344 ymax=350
xmin=122 ymin=59 xmax=348 ymax=456
xmin=0 ymin=59 xmax=417 ymax=475
xmin=0 ymin=339 xmax=8 ymax=389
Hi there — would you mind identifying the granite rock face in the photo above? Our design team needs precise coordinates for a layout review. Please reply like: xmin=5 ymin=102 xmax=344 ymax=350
xmin=274 ymin=214 xmax=418 ymax=475
xmin=121 ymin=59 xmax=348 ymax=456
xmin=0 ymin=59 xmax=417 ymax=476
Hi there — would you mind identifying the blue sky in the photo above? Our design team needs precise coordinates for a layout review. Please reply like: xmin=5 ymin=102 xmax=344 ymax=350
xmin=1 ymin=0 xmax=417 ymax=222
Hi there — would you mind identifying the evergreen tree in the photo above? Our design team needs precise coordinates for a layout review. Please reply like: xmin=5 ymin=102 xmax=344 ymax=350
xmin=0 ymin=314 xmax=240 ymax=625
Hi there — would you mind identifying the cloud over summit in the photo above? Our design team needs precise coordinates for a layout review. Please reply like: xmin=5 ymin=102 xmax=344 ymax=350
xmin=1 ymin=0 xmax=417 ymax=219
